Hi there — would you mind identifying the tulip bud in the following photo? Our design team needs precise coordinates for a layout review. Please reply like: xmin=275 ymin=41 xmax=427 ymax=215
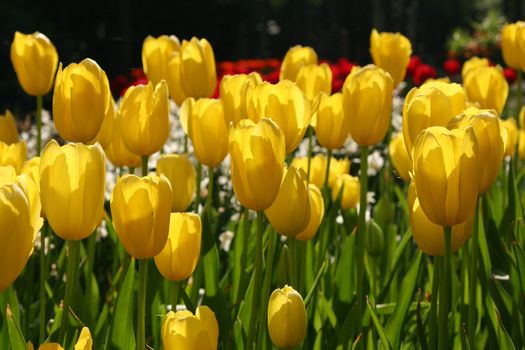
xmin=156 ymin=154 xmax=196 ymax=212
xmin=142 ymin=35 xmax=180 ymax=86
xmin=280 ymin=45 xmax=318 ymax=82
xmin=119 ymin=80 xmax=170 ymax=156
xmin=408 ymin=181 xmax=473 ymax=256
xmin=332 ymin=174 xmax=360 ymax=210
xmin=463 ymin=65 xmax=508 ymax=114
xmin=370 ymin=29 xmax=412 ymax=87
xmin=0 ymin=140 xmax=26 ymax=173
xmin=365 ymin=220 xmax=384 ymax=257
xmin=220 ymin=73 xmax=263 ymax=125
xmin=0 ymin=110 xmax=18 ymax=144
xmin=104 ymin=110 xmax=142 ymax=169
xmin=180 ymin=98 xmax=228 ymax=167
xmin=110 ymin=174 xmax=172 ymax=259
xmin=162 ymin=306 xmax=219 ymax=350
xmin=461 ymin=56 xmax=489 ymax=82
xmin=229 ymin=118 xmax=286 ymax=211
xmin=313 ymin=92 xmax=350 ymax=150
xmin=296 ymin=184 xmax=324 ymax=241
xmin=389 ymin=133 xmax=412 ymax=182
xmin=501 ymin=118 xmax=519 ymax=157
xmin=265 ymin=167 xmax=311 ymax=237
xmin=501 ymin=22 xmax=523 ymax=70
xmin=402 ymin=80 xmax=466 ymax=156
xmin=53 ymin=59 xmax=112 ymax=143
xmin=40 ymin=140 xmax=105 ymax=240
xmin=154 ymin=213 xmax=201 ymax=281
xmin=412 ymin=126 xmax=478 ymax=226
xmin=343 ymin=65 xmax=393 ymax=146
xmin=10 ymin=31 xmax=58 ymax=96
xmin=295 ymin=63 xmax=332 ymax=103
xmin=268 ymin=285 xmax=307 ymax=349
xmin=74 ymin=327 xmax=93 ymax=350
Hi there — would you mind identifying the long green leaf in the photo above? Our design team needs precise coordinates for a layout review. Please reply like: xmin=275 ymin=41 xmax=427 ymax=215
xmin=6 ymin=305 xmax=25 ymax=350
xmin=110 ymin=258 xmax=136 ymax=350
xmin=366 ymin=297 xmax=392 ymax=350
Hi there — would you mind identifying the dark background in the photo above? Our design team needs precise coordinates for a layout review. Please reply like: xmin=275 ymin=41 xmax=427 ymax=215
xmin=1 ymin=0 xmax=524 ymax=114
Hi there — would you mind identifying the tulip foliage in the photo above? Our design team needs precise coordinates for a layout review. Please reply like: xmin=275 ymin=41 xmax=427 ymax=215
xmin=3 ymin=24 xmax=525 ymax=350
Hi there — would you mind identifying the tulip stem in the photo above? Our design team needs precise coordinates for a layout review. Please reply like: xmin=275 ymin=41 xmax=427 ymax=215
xmin=322 ymin=149 xmax=332 ymax=204
xmin=137 ymin=258 xmax=148 ymax=350
xmin=171 ymin=281 xmax=179 ymax=311
xmin=429 ymin=256 xmax=441 ymax=350
xmin=467 ymin=198 xmax=481 ymax=348
xmin=59 ymin=240 xmax=81 ymax=344
xmin=206 ymin=167 xmax=214 ymax=213
xmin=39 ymin=221 xmax=47 ymax=344
xmin=247 ymin=211 xmax=264 ymax=349
xmin=36 ymin=95 xmax=43 ymax=155
xmin=438 ymin=227 xmax=452 ymax=350
xmin=356 ymin=145 xmax=369 ymax=334
xmin=307 ymin=126 xmax=314 ymax=181
xmin=141 ymin=156 xmax=148 ymax=177
xmin=194 ymin=163 xmax=202 ymax=213
xmin=288 ymin=238 xmax=297 ymax=288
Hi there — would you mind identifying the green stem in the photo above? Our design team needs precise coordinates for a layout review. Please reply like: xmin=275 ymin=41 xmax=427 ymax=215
xmin=85 ymin=230 xmax=96 ymax=322
xmin=356 ymin=145 xmax=369 ymax=333
xmin=141 ymin=156 xmax=148 ymax=177
xmin=171 ymin=281 xmax=179 ymax=311
xmin=36 ymin=95 xmax=43 ymax=155
xmin=322 ymin=149 xmax=333 ymax=204
xmin=137 ymin=259 xmax=148 ymax=350
xmin=183 ymin=134 xmax=188 ymax=154
xmin=58 ymin=240 xmax=81 ymax=344
xmin=247 ymin=211 xmax=264 ymax=349
xmin=288 ymin=238 xmax=297 ymax=288
xmin=129 ymin=167 xmax=135 ymax=175
xmin=438 ymin=227 xmax=452 ymax=350
xmin=306 ymin=127 xmax=314 ymax=182
xmin=39 ymin=221 xmax=47 ymax=344
xmin=194 ymin=163 xmax=202 ymax=213
xmin=206 ymin=167 xmax=214 ymax=214
xmin=429 ymin=257 xmax=441 ymax=350
xmin=467 ymin=198 xmax=481 ymax=348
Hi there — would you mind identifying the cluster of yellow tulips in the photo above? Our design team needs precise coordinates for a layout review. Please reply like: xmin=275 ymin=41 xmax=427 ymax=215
xmin=1 ymin=19 xmax=525 ymax=350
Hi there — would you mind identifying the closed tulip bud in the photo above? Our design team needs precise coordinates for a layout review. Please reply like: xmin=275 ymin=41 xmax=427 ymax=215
xmin=180 ymin=98 xmax=228 ymax=167
xmin=365 ymin=220 xmax=385 ymax=257
xmin=247 ymin=80 xmax=311 ymax=153
xmin=90 ymin=97 xmax=116 ymax=149
xmin=157 ymin=154 xmax=196 ymax=212
xmin=10 ymin=32 xmax=58 ymax=96
xmin=448 ymin=107 xmax=504 ymax=193
xmin=104 ymin=111 xmax=142 ymax=169
xmin=402 ymin=80 xmax=466 ymax=156
xmin=0 ymin=169 xmax=40 ymax=230
xmin=295 ymin=63 xmax=332 ymax=103
xmin=53 ymin=59 xmax=111 ymax=143
xmin=501 ymin=118 xmax=519 ymax=157
xmin=229 ymin=118 xmax=285 ymax=211
xmin=332 ymin=174 xmax=360 ymax=210
xmin=268 ymin=285 xmax=307 ymax=349
xmin=461 ymin=56 xmax=489 ymax=82
xmin=313 ymin=92 xmax=350 ymax=150
xmin=154 ymin=213 xmax=201 ymax=281
xmin=408 ymin=181 xmax=473 ymax=256
xmin=40 ymin=140 xmax=105 ymax=240
xmin=343 ymin=65 xmax=393 ymax=145
xmin=162 ymin=306 xmax=219 ymax=350
xmin=501 ymin=22 xmax=523 ymax=69
xmin=0 ymin=140 xmax=26 ymax=173
xmin=167 ymin=37 xmax=217 ymax=105
xmin=280 ymin=45 xmax=318 ymax=82
xmin=463 ymin=65 xmax=508 ymax=114
xmin=265 ymin=167 xmax=311 ymax=237
xmin=389 ymin=133 xmax=412 ymax=182
xmin=0 ymin=110 xmax=18 ymax=144
xmin=296 ymin=184 xmax=324 ymax=241
xmin=220 ymin=73 xmax=263 ymax=125
xmin=142 ymin=35 xmax=180 ymax=86
xmin=413 ymin=126 xmax=478 ymax=226
xmin=370 ymin=29 xmax=412 ymax=87
xmin=110 ymin=174 xmax=172 ymax=259
xmin=119 ymin=80 xmax=170 ymax=156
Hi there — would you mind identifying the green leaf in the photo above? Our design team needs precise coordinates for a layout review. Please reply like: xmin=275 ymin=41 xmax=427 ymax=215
xmin=335 ymin=234 xmax=356 ymax=303
xmin=366 ymin=297 xmax=392 ymax=350
xmin=110 ymin=258 xmax=136 ymax=350
xmin=6 ymin=305 xmax=26 ymax=350
xmin=485 ymin=294 xmax=516 ymax=350
xmin=305 ymin=260 xmax=327 ymax=307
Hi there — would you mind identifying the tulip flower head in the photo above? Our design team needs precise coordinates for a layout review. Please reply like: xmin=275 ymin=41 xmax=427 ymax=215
xmin=220 ymin=72 xmax=263 ymax=125
xmin=461 ymin=56 xmax=490 ymax=82
xmin=157 ymin=154 xmax=196 ymax=212
xmin=389 ymin=132 xmax=412 ymax=182
xmin=296 ymin=184 xmax=324 ymax=241
xmin=295 ymin=63 xmax=332 ymax=103
xmin=268 ymin=285 xmax=307 ymax=349
xmin=332 ymin=174 xmax=360 ymax=210
xmin=142 ymin=35 xmax=180 ymax=86
xmin=463 ymin=65 xmax=508 ymax=114
xmin=0 ymin=110 xmax=19 ymax=144
xmin=162 ymin=306 xmax=219 ymax=350
xmin=501 ymin=117 xmax=519 ymax=157
xmin=370 ymin=29 xmax=412 ymax=87
xmin=501 ymin=22 xmax=524 ymax=70
xmin=313 ymin=92 xmax=350 ymax=150
xmin=280 ymin=45 xmax=318 ymax=82
xmin=0 ymin=140 xmax=26 ymax=173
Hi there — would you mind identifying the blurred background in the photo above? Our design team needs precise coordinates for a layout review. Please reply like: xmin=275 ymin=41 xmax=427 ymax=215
xmin=1 ymin=0 xmax=524 ymax=114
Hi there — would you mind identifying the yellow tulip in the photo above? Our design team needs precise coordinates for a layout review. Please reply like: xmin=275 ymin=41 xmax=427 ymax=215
xmin=40 ymin=140 xmax=105 ymax=240
xmin=166 ymin=37 xmax=217 ymax=105
xmin=90 ymin=97 xmax=116 ymax=149
xmin=332 ymin=174 xmax=360 ymax=210
xmin=37 ymin=344 xmax=63 ymax=350
xmin=519 ymin=105 xmax=525 ymax=128
xmin=0 ymin=140 xmax=26 ymax=172
xmin=10 ymin=31 xmax=58 ymax=96
xmin=412 ymin=126 xmax=478 ymax=226
xmin=296 ymin=184 xmax=324 ymax=241
xmin=501 ymin=117 xmax=519 ymax=157
xmin=463 ymin=65 xmax=508 ymax=114
xmin=461 ymin=56 xmax=489 ymax=82
xmin=265 ymin=166 xmax=311 ymax=237
xmin=246 ymin=80 xmax=310 ymax=153
xmin=53 ymin=59 xmax=112 ymax=143
xmin=448 ymin=107 xmax=504 ymax=193
xmin=229 ymin=118 xmax=285 ymax=211
xmin=74 ymin=327 xmax=93 ymax=350
xmin=0 ymin=165 xmax=17 ymax=185
xmin=220 ymin=73 xmax=263 ymax=125
xmin=162 ymin=306 xmax=219 ymax=350
xmin=119 ymin=80 xmax=170 ymax=156
xmin=389 ymin=132 xmax=412 ymax=182
xmin=268 ymin=285 xmax=307 ymax=349
xmin=104 ymin=110 xmax=142 ymax=169
xmin=180 ymin=98 xmax=228 ymax=167
xmin=0 ymin=110 xmax=18 ymax=144
xmin=142 ymin=35 xmax=180 ymax=86
xmin=343 ymin=65 xmax=393 ymax=146
xmin=519 ymin=130 xmax=525 ymax=160
xmin=501 ymin=22 xmax=524 ymax=70
xmin=156 ymin=154 xmax=195 ymax=212
xmin=328 ymin=157 xmax=351 ymax=188
xmin=280 ymin=45 xmax=318 ymax=82
xmin=154 ymin=213 xmax=201 ymax=281
xmin=408 ymin=181 xmax=473 ymax=256
xmin=295 ymin=63 xmax=332 ymax=103
xmin=291 ymin=154 xmax=349 ymax=189
xmin=313 ymin=92 xmax=349 ymax=150
xmin=517 ymin=25 xmax=525 ymax=73
xmin=370 ymin=29 xmax=412 ymax=87
xmin=402 ymin=80 xmax=466 ymax=156
xmin=110 ymin=174 xmax=172 ymax=259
